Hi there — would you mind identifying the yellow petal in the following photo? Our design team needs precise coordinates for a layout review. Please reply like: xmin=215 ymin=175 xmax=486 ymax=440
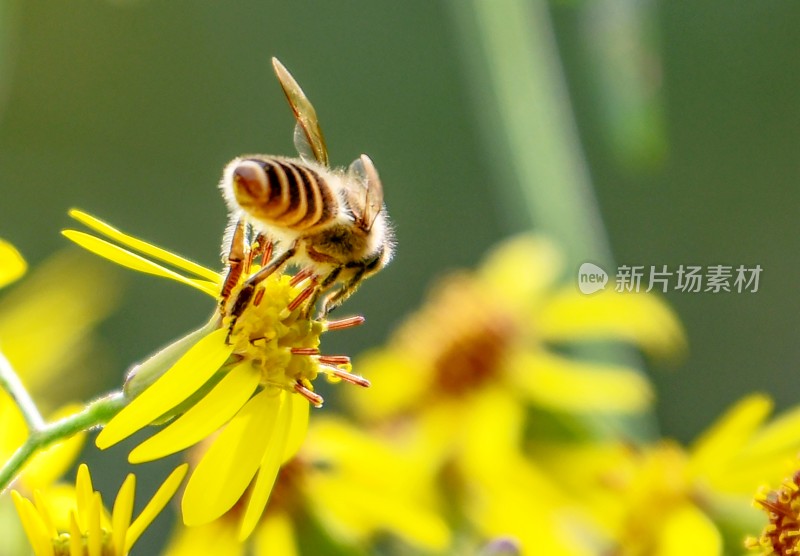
xmin=69 ymin=512 xmax=83 ymax=556
xmin=96 ymin=328 xmax=233 ymax=449
xmin=126 ymin=464 xmax=188 ymax=552
xmin=11 ymin=491 xmax=55 ymax=556
xmin=32 ymin=490 xmax=58 ymax=537
xmin=62 ymin=230 xmax=219 ymax=297
xmin=75 ymin=464 xmax=94 ymax=532
xmin=478 ymin=234 xmax=563 ymax=310
xmin=689 ymin=394 xmax=771 ymax=479
xmin=539 ymin=288 xmax=686 ymax=360
xmin=511 ymin=350 xmax=653 ymax=413
xmin=68 ymin=209 xmax=220 ymax=282
xmin=254 ymin=510 xmax=298 ymax=556
xmin=130 ymin=362 xmax=260 ymax=463
xmin=0 ymin=239 xmax=26 ymax=288
xmin=111 ymin=474 xmax=136 ymax=556
xmin=88 ymin=492 xmax=103 ymax=556
xmin=240 ymin=392 xmax=293 ymax=540
xmin=182 ymin=390 xmax=280 ymax=526
xmin=282 ymin=394 xmax=309 ymax=463
xmin=162 ymin=520 xmax=241 ymax=556
xmin=739 ymin=403 xmax=800 ymax=462
xmin=655 ymin=503 xmax=721 ymax=556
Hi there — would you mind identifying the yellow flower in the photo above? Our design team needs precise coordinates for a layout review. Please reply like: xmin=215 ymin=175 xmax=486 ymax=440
xmin=538 ymin=394 xmax=800 ymax=555
xmin=164 ymin=416 xmax=450 ymax=556
xmin=12 ymin=463 xmax=187 ymax=556
xmin=63 ymin=210 xmax=369 ymax=539
xmin=349 ymin=234 xmax=683 ymax=425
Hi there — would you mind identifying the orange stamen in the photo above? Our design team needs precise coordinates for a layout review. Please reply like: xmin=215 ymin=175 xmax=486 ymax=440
xmin=325 ymin=315 xmax=365 ymax=331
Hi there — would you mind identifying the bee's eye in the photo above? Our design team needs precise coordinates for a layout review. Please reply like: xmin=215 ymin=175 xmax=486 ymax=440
xmin=232 ymin=160 xmax=269 ymax=202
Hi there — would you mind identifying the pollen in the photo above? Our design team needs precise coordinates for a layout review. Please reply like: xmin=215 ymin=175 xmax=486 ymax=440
xmin=223 ymin=269 xmax=368 ymax=407
xmin=746 ymin=471 xmax=800 ymax=555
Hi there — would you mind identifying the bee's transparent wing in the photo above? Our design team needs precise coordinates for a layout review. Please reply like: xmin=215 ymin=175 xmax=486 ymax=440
xmin=347 ymin=154 xmax=384 ymax=231
xmin=272 ymin=57 xmax=329 ymax=166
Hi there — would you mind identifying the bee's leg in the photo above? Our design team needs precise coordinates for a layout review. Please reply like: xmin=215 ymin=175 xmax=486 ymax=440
xmin=219 ymin=218 xmax=247 ymax=316
xmin=300 ymin=266 xmax=342 ymax=319
xmin=249 ymin=232 xmax=273 ymax=269
xmin=320 ymin=266 xmax=366 ymax=318
xmin=226 ymin=242 xmax=298 ymax=341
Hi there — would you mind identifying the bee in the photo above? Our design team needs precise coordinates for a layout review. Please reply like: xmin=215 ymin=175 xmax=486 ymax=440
xmin=219 ymin=57 xmax=394 ymax=323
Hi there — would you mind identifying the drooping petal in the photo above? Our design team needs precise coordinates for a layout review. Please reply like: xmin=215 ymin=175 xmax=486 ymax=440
xmin=126 ymin=464 xmax=188 ymax=552
xmin=130 ymin=362 xmax=260 ymax=463
xmin=68 ymin=210 xmax=221 ymax=282
xmin=0 ymin=239 xmax=26 ymax=288
xmin=111 ymin=474 xmax=136 ymax=556
xmin=62 ymin=231 xmax=219 ymax=297
xmin=240 ymin=391 xmax=294 ymax=540
xmin=96 ymin=328 xmax=232 ymax=449
xmin=182 ymin=390 xmax=281 ymax=526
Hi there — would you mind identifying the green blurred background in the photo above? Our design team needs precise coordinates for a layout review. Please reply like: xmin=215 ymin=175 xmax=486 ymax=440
xmin=1 ymin=1 xmax=799 ymax=553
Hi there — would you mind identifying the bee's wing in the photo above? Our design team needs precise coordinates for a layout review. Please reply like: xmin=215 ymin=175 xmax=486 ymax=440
xmin=347 ymin=154 xmax=384 ymax=231
xmin=272 ymin=57 xmax=329 ymax=167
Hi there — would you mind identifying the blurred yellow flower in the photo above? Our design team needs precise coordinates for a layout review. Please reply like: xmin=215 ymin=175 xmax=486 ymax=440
xmin=63 ymin=210 xmax=369 ymax=539
xmin=0 ymin=239 xmax=26 ymax=288
xmin=12 ymin=463 xmax=187 ymax=556
xmin=539 ymin=394 xmax=800 ymax=555
xmin=165 ymin=416 xmax=450 ymax=556
xmin=349 ymin=234 xmax=683 ymax=424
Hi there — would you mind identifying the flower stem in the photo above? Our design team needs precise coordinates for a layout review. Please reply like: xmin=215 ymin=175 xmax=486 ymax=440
xmin=448 ymin=0 xmax=613 ymax=271
xmin=0 ymin=351 xmax=44 ymax=431
xmin=0 ymin=391 xmax=126 ymax=493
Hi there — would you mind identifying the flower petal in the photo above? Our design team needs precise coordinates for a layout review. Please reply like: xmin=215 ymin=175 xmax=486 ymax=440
xmin=511 ymin=350 xmax=653 ymax=413
xmin=62 ymin=230 xmax=219 ymax=297
xmin=111 ymin=474 xmax=136 ymax=556
xmin=240 ymin=391 xmax=294 ymax=540
xmin=96 ymin=328 xmax=232 ymax=449
xmin=182 ymin=389 xmax=281 ymax=526
xmin=539 ymin=288 xmax=686 ymax=360
xmin=689 ymin=394 xmax=771 ymax=479
xmin=11 ymin=491 xmax=55 ymax=556
xmin=254 ymin=510 xmax=299 ymax=556
xmin=130 ymin=362 xmax=260 ymax=463
xmin=69 ymin=512 xmax=83 ymax=556
xmin=655 ymin=503 xmax=721 ymax=556
xmin=126 ymin=464 xmax=188 ymax=552
xmin=88 ymin=492 xmax=103 ymax=556
xmin=282 ymin=394 xmax=309 ymax=463
xmin=0 ymin=239 xmax=26 ymax=288
xmin=75 ymin=464 xmax=94 ymax=532
xmin=68 ymin=209 xmax=220 ymax=282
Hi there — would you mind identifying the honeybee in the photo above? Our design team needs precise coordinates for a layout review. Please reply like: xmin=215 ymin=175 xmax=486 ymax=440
xmin=219 ymin=57 xmax=394 ymax=322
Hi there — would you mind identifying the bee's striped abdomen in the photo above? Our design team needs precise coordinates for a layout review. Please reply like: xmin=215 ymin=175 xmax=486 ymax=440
xmin=232 ymin=157 xmax=337 ymax=231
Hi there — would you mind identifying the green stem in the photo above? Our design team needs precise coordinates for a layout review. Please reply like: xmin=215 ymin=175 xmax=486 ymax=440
xmin=0 ymin=391 xmax=126 ymax=493
xmin=0 ymin=351 xmax=44 ymax=431
xmin=448 ymin=0 xmax=613 ymax=271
